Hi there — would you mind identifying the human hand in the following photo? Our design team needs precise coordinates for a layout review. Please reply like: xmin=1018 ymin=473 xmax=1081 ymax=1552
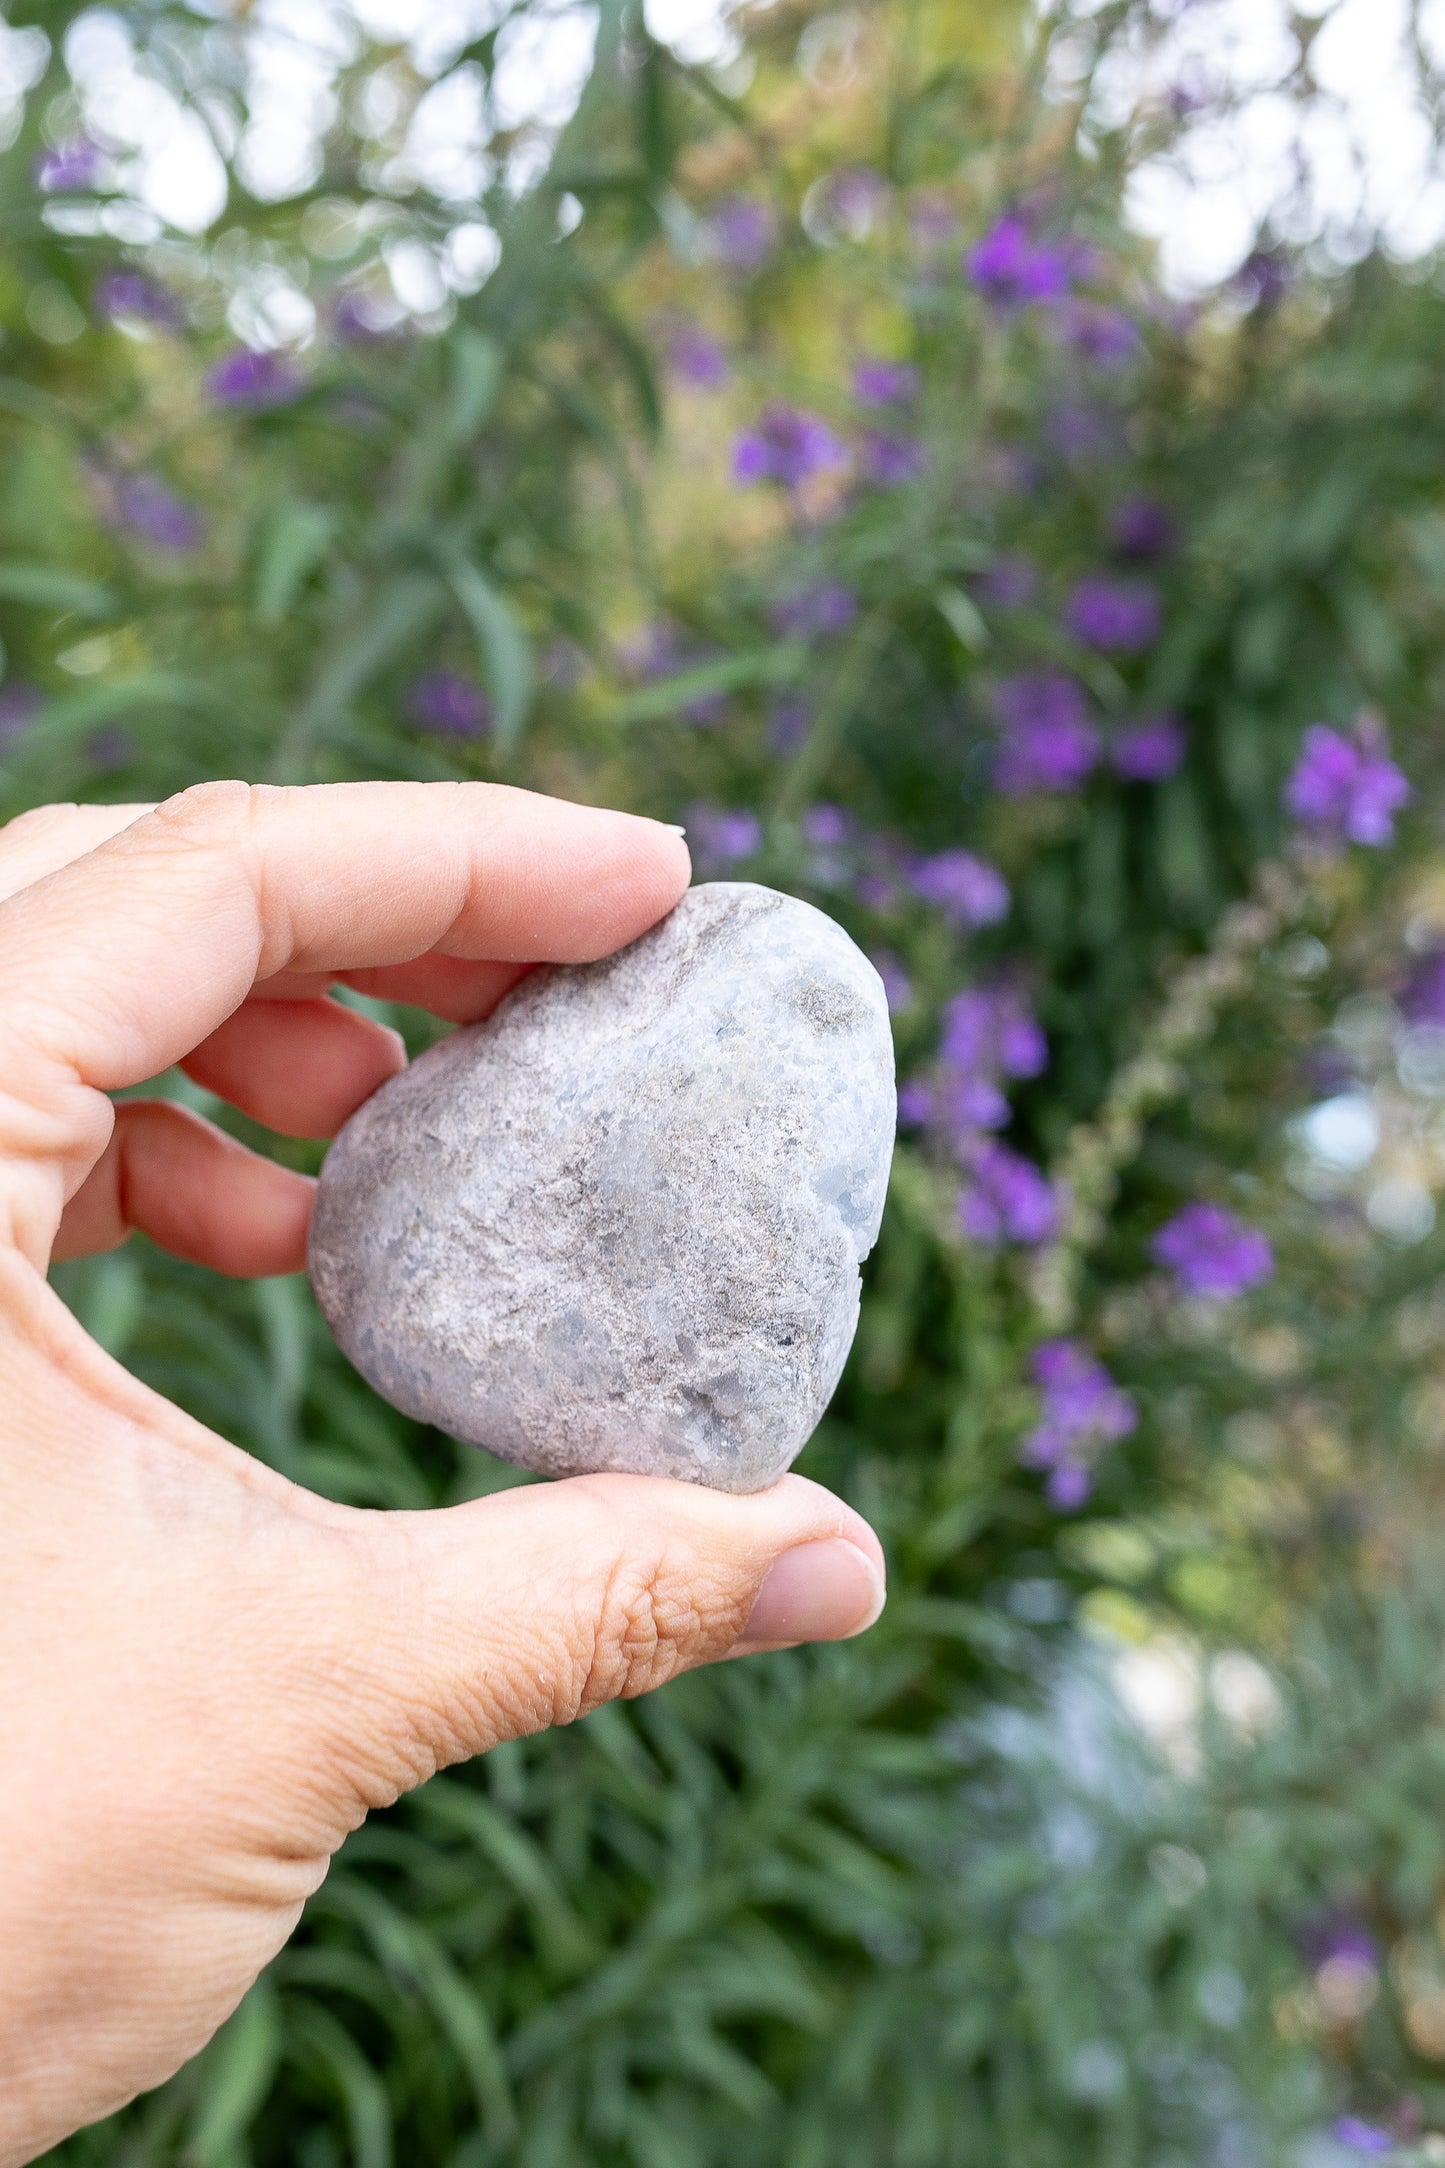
xmin=0 ymin=781 xmax=885 ymax=2165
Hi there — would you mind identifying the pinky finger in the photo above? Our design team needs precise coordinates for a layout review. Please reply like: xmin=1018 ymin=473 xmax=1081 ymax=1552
xmin=52 ymin=1101 xmax=316 ymax=1277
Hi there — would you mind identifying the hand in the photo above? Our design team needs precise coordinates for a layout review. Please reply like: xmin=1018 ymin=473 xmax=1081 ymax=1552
xmin=0 ymin=781 xmax=885 ymax=2166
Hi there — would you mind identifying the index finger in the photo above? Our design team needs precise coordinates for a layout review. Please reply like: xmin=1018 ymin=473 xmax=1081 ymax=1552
xmin=0 ymin=801 xmax=153 ymax=903
xmin=0 ymin=779 xmax=690 ymax=1102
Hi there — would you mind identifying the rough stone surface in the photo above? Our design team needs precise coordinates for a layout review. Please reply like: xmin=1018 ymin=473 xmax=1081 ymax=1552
xmin=309 ymin=883 xmax=896 ymax=1492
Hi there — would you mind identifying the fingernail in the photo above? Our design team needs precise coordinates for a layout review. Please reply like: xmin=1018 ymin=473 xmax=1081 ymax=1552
xmin=664 ymin=823 xmax=687 ymax=837
xmin=737 ymin=1539 xmax=885 ymax=1650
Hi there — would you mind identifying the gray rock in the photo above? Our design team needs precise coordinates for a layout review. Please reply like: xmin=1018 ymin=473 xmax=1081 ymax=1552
xmin=308 ymin=882 xmax=896 ymax=1492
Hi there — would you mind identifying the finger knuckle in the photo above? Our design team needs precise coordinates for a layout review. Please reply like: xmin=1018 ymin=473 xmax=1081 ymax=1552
xmin=149 ymin=778 xmax=277 ymax=845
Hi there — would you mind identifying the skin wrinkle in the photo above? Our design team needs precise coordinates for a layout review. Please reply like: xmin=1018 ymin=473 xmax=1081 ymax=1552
xmin=568 ymin=1552 xmax=641 ymax=1726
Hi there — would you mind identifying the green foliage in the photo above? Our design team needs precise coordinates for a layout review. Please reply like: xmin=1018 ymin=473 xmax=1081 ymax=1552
xmin=13 ymin=0 xmax=1445 ymax=2160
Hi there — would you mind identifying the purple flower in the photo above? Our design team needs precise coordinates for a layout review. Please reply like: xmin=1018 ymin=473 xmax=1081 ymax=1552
xmin=706 ymin=197 xmax=777 ymax=271
xmin=1021 ymin=1339 xmax=1138 ymax=1510
xmin=770 ymin=694 xmax=812 ymax=755
xmin=621 ymin=619 xmax=686 ymax=680
xmin=1067 ymin=574 xmax=1160 ymax=654
xmin=897 ymin=1078 xmax=935 ymax=1127
xmin=1404 ymin=949 xmax=1445 ymax=1028
xmin=809 ymin=165 xmax=889 ymax=244
xmin=802 ymin=803 xmax=853 ymax=849
xmin=1286 ymin=720 xmax=1411 ymax=848
xmin=1112 ymin=714 xmax=1186 ymax=782
xmin=1300 ymin=1041 xmax=1357 ymax=1099
xmin=205 ymin=348 xmax=304 ymax=411
xmin=87 ymin=726 xmax=133 ymax=774
xmin=1058 ymin=301 xmax=1140 ymax=369
xmin=0 ymin=682 xmax=43 ymax=742
xmin=94 ymin=270 xmax=179 ymax=330
xmin=942 ymin=985 xmax=1046 ymax=1081
xmin=687 ymin=802 xmax=761 ymax=872
xmin=35 ymin=139 xmax=102 ymax=193
xmin=621 ymin=619 xmax=686 ymax=679
xmin=959 ymin=1140 xmax=1058 ymax=1247
xmin=1168 ymin=77 xmax=1209 ymax=122
xmin=331 ymin=291 xmax=400 ymax=345
xmin=115 ymin=475 xmax=204 ymax=552
xmin=1236 ymin=251 xmax=1289 ymax=310
xmin=1048 ymin=403 xmax=1124 ymax=467
xmin=854 ymin=871 xmax=894 ymax=912
xmin=680 ymin=685 xmax=727 ymax=727
xmin=733 ymin=406 xmax=846 ymax=489
xmin=1333 ymin=2120 xmax=1393 ymax=2157
xmin=1151 ymin=1202 xmax=1273 ymax=1298
xmin=1110 ymin=496 xmax=1177 ymax=561
xmin=976 ymin=555 xmax=1038 ymax=611
xmin=905 ymin=983 xmax=1049 ymax=1159
xmin=668 ymin=323 xmax=729 ymax=390
xmin=909 ymin=849 xmax=1009 ymax=928
xmin=771 ymin=580 xmax=858 ymax=639
xmin=966 ymin=214 xmax=1075 ymax=307
xmin=945 ymin=1073 xmax=1010 ymax=1131
xmin=1301 ymin=1914 xmax=1379 ymax=1971
xmin=871 ymin=949 xmax=912 ymax=1014
xmin=407 ymin=671 xmax=492 ymax=737
xmin=854 ymin=358 xmax=918 ymax=406
xmin=862 ymin=431 xmax=927 ymax=487
xmin=994 ymin=674 xmax=1098 ymax=796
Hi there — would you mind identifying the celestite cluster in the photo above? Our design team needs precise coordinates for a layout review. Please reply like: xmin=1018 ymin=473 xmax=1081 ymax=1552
xmin=309 ymin=883 xmax=897 ymax=1493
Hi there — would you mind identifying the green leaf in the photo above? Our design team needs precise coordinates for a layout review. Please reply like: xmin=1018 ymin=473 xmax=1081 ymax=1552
xmin=249 ymin=1273 xmax=312 ymax=1473
xmin=272 ymin=573 xmax=448 ymax=778
xmin=186 ymin=1979 xmax=282 ymax=2165
xmin=317 ymin=1879 xmax=516 ymax=2144
xmin=933 ymin=583 xmax=989 ymax=653
xmin=636 ymin=35 xmax=673 ymax=186
xmin=446 ymin=328 xmax=504 ymax=444
xmin=574 ymin=275 xmax=661 ymax=436
xmin=608 ymin=643 xmax=805 ymax=726
xmin=666 ymin=2021 xmax=778 ymax=2118
xmin=1078 ymin=797 xmax=1126 ymax=949
xmin=253 ymin=502 xmax=338 ymax=626
xmin=0 ymin=559 xmax=116 ymax=614
xmin=0 ymin=674 xmax=212 ymax=780
xmin=445 ymin=557 xmax=534 ymax=751
xmin=0 ymin=374 xmax=77 ymax=436
xmin=1285 ymin=468 xmax=1366 ymax=568
xmin=1218 ymin=702 xmax=1275 ymax=831
xmin=419 ymin=1780 xmax=600 ymax=1973
xmin=288 ymin=2003 xmax=393 ymax=2168
xmin=1331 ymin=569 xmax=1402 ymax=683
xmin=1232 ymin=592 xmax=1294 ymax=690
xmin=1153 ymin=775 xmax=1217 ymax=918
xmin=78 ymin=1251 xmax=144 ymax=1357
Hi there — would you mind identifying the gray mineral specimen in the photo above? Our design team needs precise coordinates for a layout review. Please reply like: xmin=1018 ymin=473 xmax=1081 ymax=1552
xmin=308 ymin=881 xmax=896 ymax=1492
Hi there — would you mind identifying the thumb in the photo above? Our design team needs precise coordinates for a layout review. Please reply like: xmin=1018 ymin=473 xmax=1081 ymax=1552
xmin=330 ymin=1472 xmax=885 ymax=1809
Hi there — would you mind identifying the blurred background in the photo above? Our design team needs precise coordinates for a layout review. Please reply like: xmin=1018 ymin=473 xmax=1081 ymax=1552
xmin=14 ymin=0 xmax=1445 ymax=2159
